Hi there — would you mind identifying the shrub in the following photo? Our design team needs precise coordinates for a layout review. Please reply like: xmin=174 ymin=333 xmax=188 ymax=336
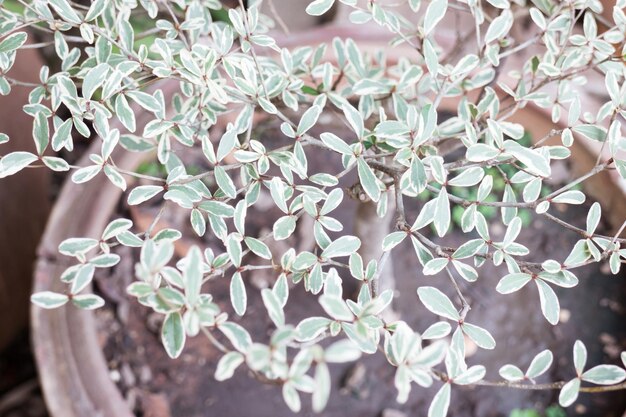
xmin=1 ymin=0 xmax=626 ymax=414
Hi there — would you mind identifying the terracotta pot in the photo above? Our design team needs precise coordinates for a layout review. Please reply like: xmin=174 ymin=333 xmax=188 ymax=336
xmin=31 ymin=15 xmax=626 ymax=417
xmin=0 ymin=39 xmax=50 ymax=351
xmin=32 ymin=81 xmax=177 ymax=417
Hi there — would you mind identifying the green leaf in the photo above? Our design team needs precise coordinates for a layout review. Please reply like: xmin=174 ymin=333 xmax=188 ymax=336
xmin=428 ymin=383 xmax=451 ymax=417
xmin=218 ymin=322 xmax=252 ymax=352
xmin=215 ymin=165 xmax=237 ymax=198
xmin=230 ymin=271 xmax=247 ymax=316
xmin=312 ymin=362 xmax=331 ymax=412
xmin=102 ymin=219 xmax=133 ymax=240
xmin=273 ymin=215 xmax=296 ymax=241
xmin=59 ymin=237 xmax=99 ymax=256
xmin=551 ymin=190 xmax=585 ymax=205
xmin=261 ymin=288 xmax=284 ymax=326
xmin=244 ymin=237 xmax=272 ymax=259
xmin=161 ymin=311 xmax=186 ymax=359
xmin=382 ymin=231 xmax=407 ymax=251
xmin=42 ymin=156 xmax=70 ymax=171
xmin=296 ymin=317 xmax=331 ymax=341
xmin=434 ymin=188 xmax=450 ymax=237
xmin=319 ymin=295 xmax=353 ymax=321
xmin=0 ymin=32 xmax=28 ymax=53
xmin=115 ymin=94 xmax=136 ymax=132
xmin=461 ymin=322 xmax=496 ymax=349
xmin=582 ymin=365 xmax=626 ymax=385
xmin=282 ymin=383 xmax=301 ymax=412
xmin=183 ymin=246 xmax=202 ymax=305
xmin=128 ymin=185 xmax=163 ymax=205
xmin=357 ymin=158 xmax=381 ymax=202
xmin=417 ymin=286 xmax=460 ymax=321
xmin=484 ymin=9 xmax=513 ymax=44
xmin=320 ymin=132 xmax=353 ymax=155
xmin=305 ymin=0 xmax=335 ymax=16
xmin=536 ymin=279 xmax=559 ymax=325
xmin=0 ymin=152 xmax=38 ymax=178
xmin=496 ymin=272 xmax=531 ymax=294
xmin=321 ymin=235 xmax=361 ymax=259
xmin=499 ymin=364 xmax=524 ymax=382
xmin=297 ymin=105 xmax=322 ymax=136
xmin=215 ymin=351 xmax=245 ymax=381
xmin=31 ymin=291 xmax=69 ymax=309
xmin=573 ymin=340 xmax=587 ymax=375
xmin=526 ymin=349 xmax=553 ymax=379
xmin=33 ymin=112 xmax=49 ymax=156
xmin=48 ymin=0 xmax=83 ymax=23
xmin=558 ymin=378 xmax=580 ymax=407
xmin=83 ymin=63 xmax=108 ymax=100
xmin=424 ymin=0 xmax=448 ymax=35
xmin=72 ymin=294 xmax=105 ymax=309
xmin=572 ymin=124 xmax=607 ymax=142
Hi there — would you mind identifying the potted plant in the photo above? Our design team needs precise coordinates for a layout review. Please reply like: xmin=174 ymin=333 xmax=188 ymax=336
xmin=1 ymin=0 xmax=626 ymax=416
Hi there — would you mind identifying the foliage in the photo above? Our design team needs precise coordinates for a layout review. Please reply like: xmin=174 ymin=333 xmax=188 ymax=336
xmin=1 ymin=0 xmax=626 ymax=414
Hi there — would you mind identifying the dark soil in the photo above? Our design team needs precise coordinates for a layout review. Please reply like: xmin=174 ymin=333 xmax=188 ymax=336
xmin=88 ymin=117 xmax=626 ymax=417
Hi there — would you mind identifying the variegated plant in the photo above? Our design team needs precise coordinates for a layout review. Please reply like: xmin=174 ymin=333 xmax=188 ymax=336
xmin=2 ymin=0 xmax=626 ymax=414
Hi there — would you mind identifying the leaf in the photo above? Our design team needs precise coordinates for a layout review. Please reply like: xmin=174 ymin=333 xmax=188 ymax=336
xmin=297 ymin=105 xmax=322 ymax=136
xmin=422 ymin=321 xmax=452 ymax=339
xmin=572 ymin=124 xmax=607 ymax=142
xmin=128 ymin=185 xmax=163 ymax=205
xmin=219 ymin=322 xmax=252 ymax=352
xmin=42 ymin=156 xmax=70 ymax=171
xmin=261 ymin=288 xmax=284 ymax=327
xmin=320 ymin=132 xmax=353 ymax=155
xmin=573 ymin=340 xmax=588 ymax=375
xmin=536 ymin=279 xmax=559 ymax=325
xmin=484 ymin=9 xmax=513 ymax=44
xmin=551 ymin=190 xmax=585 ymax=205
xmin=0 ymin=152 xmax=38 ymax=178
xmin=321 ymin=235 xmax=361 ymax=259
xmin=296 ymin=317 xmax=331 ymax=341
xmin=319 ymin=295 xmax=353 ymax=321
xmin=582 ymin=365 xmax=626 ymax=385
xmin=499 ymin=364 xmax=524 ymax=382
xmin=72 ymin=294 xmax=105 ymax=309
xmin=273 ymin=215 xmax=297 ymax=240
xmin=217 ymin=129 xmax=238 ymax=162
xmin=230 ymin=272 xmax=247 ymax=316
xmin=0 ymin=32 xmax=28 ymax=53
xmin=215 ymin=351 xmax=244 ymax=381
xmin=434 ymin=188 xmax=450 ymax=237
xmin=71 ymin=165 xmax=101 ymax=184
xmin=48 ymin=0 xmax=83 ymax=24
xmin=382 ymin=232 xmax=407 ymax=251
xmin=461 ymin=322 xmax=496 ymax=349
xmin=423 ymin=258 xmax=449 ymax=275
xmin=342 ymin=103 xmax=364 ymax=138
xmin=357 ymin=158 xmax=381 ymax=202
xmin=526 ymin=349 xmax=553 ymax=379
xmin=312 ymin=362 xmax=331 ymax=412
xmin=59 ymin=237 xmax=99 ymax=256
xmin=496 ymin=273 xmax=531 ymax=294
xmin=215 ymin=165 xmax=237 ymax=198
xmin=31 ymin=291 xmax=69 ymax=309
xmin=417 ymin=287 xmax=460 ymax=321
xmin=586 ymin=202 xmax=601 ymax=235
xmin=161 ymin=312 xmax=186 ymax=359
xmin=306 ymin=0 xmax=335 ymax=16
xmin=324 ymin=339 xmax=362 ymax=363
xmin=33 ymin=113 xmax=49 ymax=155
xmin=244 ymin=237 xmax=272 ymax=259
xmin=423 ymin=0 xmax=448 ymax=35
xmin=282 ymin=383 xmax=301 ymax=412
xmin=558 ymin=378 xmax=580 ymax=407
xmin=83 ymin=63 xmax=108 ymax=100
xmin=428 ymin=383 xmax=451 ymax=417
